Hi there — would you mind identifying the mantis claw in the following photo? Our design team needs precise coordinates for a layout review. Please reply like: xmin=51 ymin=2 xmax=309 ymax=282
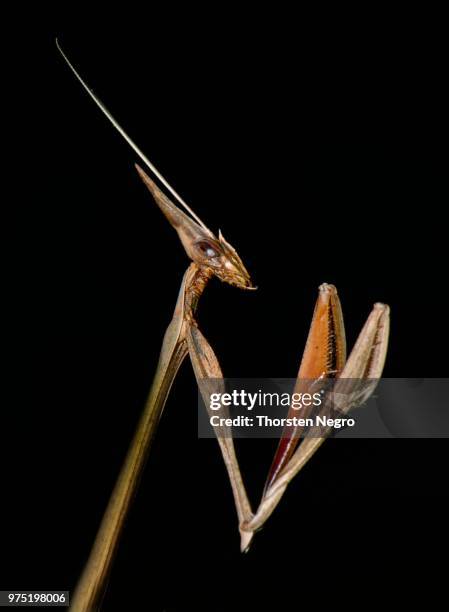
xmin=245 ymin=299 xmax=390 ymax=535
xmin=264 ymin=283 xmax=346 ymax=491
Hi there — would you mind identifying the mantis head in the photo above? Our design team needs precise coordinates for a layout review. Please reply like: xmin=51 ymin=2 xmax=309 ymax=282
xmin=55 ymin=41 xmax=254 ymax=290
xmin=135 ymin=164 xmax=254 ymax=290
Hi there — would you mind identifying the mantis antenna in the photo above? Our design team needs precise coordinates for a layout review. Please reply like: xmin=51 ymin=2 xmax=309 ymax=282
xmin=55 ymin=39 xmax=211 ymax=233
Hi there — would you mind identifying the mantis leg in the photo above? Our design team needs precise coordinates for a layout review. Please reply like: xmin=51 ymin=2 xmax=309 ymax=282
xmin=243 ymin=301 xmax=390 ymax=535
xmin=187 ymin=324 xmax=254 ymax=552
xmin=264 ymin=284 xmax=346 ymax=491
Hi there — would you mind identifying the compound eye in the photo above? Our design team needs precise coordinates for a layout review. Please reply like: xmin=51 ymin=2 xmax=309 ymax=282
xmin=196 ymin=240 xmax=220 ymax=259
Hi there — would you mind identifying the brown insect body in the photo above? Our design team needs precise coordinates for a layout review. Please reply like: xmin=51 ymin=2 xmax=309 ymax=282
xmin=57 ymin=41 xmax=390 ymax=610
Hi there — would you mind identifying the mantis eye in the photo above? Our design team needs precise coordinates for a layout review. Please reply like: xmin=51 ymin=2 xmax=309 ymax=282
xmin=196 ymin=240 xmax=220 ymax=259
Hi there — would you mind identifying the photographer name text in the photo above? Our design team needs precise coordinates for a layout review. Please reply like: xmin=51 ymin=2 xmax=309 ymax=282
xmin=209 ymin=414 xmax=355 ymax=429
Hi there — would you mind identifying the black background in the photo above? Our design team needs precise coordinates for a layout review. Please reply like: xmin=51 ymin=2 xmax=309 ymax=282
xmin=4 ymin=16 xmax=448 ymax=611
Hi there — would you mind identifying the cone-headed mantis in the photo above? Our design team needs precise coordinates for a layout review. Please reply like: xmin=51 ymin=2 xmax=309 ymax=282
xmin=57 ymin=42 xmax=389 ymax=612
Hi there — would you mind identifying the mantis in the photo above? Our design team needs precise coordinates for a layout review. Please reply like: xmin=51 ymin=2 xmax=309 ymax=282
xmin=57 ymin=42 xmax=390 ymax=612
